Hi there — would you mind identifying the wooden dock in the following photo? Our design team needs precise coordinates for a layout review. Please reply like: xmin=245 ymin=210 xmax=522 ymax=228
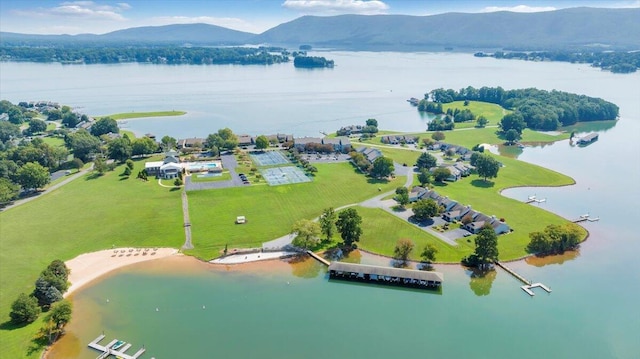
xmin=495 ymin=262 xmax=552 ymax=297
xmin=572 ymin=214 xmax=599 ymax=223
xmin=306 ymin=250 xmax=330 ymax=266
xmin=88 ymin=334 xmax=146 ymax=359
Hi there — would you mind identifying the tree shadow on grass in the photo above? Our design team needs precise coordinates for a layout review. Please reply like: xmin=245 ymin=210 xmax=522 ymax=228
xmin=432 ymin=182 xmax=448 ymax=188
xmin=471 ymin=179 xmax=495 ymax=188
xmin=84 ymin=172 xmax=103 ymax=181
xmin=169 ymin=187 xmax=181 ymax=192
xmin=0 ymin=319 xmax=28 ymax=331
xmin=408 ymin=216 xmax=434 ymax=228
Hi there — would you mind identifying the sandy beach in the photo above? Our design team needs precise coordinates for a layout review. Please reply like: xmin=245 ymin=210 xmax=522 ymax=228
xmin=65 ymin=247 xmax=179 ymax=296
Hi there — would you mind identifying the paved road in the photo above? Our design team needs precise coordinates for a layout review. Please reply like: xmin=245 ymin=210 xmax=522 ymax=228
xmin=1 ymin=165 xmax=92 ymax=212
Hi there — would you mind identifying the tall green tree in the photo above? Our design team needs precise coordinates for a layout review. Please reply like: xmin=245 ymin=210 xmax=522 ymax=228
xmin=393 ymin=238 xmax=414 ymax=265
xmin=417 ymin=169 xmax=432 ymax=187
xmin=319 ymin=207 xmax=337 ymax=242
xmin=65 ymin=130 xmax=101 ymax=162
xmin=206 ymin=128 xmax=238 ymax=152
xmin=395 ymin=186 xmax=409 ymax=208
xmin=474 ymin=226 xmax=499 ymax=268
xmin=370 ymin=156 xmax=394 ymax=179
xmin=335 ymin=208 xmax=363 ymax=248
xmin=420 ymin=244 xmax=438 ymax=264
xmin=0 ymin=121 xmax=21 ymax=143
xmin=499 ymin=113 xmax=526 ymax=134
xmin=431 ymin=131 xmax=445 ymax=141
xmin=27 ymin=118 xmax=48 ymax=134
xmin=291 ymin=219 xmax=321 ymax=249
xmin=10 ymin=293 xmax=41 ymax=324
xmin=160 ymin=135 xmax=177 ymax=150
xmin=476 ymin=115 xmax=489 ymax=128
xmin=412 ymin=198 xmax=439 ymax=222
xmin=504 ymin=129 xmax=521 ymax=144
xmin=41 ymin=300 xmax=72 ymax=344
xmin=91 ymin=117 xmax=119 ymax=136
xmin=254 ymin=135 xmax=269 ymax=150
xmin=0 ymin=177 xmax=20 ymax=203
xmin=107 ymin=137 xmax=132 ymax=162
xmin=416 ymin=152 xmax=437 ymax=170
xmin=131 ymin=136 xmax=157 ymax=156
xmin=16 ymin=162 xmax=49 ymax=190
xmin=475 ymin=153 xmax=500 ymax=182
xmin=432 ymin=167 xmax=451 ymax=182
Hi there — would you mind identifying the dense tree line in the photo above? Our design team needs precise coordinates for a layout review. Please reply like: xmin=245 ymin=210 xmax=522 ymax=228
xmin=0 ymin=46 xmax=290 ymax=65
xmin=423 ymin=86 xmax=618 ymax=131
xmin=475 ymin=51 xmax=640 ymax=73
xmin=293 ymin=56 xmax=335 ymax=68
xmin=526 ymin=223 xmax=583 ymax=255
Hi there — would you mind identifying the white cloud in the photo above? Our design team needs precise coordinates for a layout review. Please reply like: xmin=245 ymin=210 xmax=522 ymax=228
xmin=481 ymin=5 xmax=557 ymax=13
xmin=149 ymin=16 xmax=263 ymax=34
xmin=14 ymin=1 xmax=131 ymax=21
xmin=282 ymin=0 xmax=389 ymax=15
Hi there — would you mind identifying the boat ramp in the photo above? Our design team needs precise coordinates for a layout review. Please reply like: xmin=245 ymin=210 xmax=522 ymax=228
xmin=88 ymin=334 xmax=146 ymax=359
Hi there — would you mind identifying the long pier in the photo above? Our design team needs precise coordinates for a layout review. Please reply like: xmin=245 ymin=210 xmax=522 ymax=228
xmin=495 ymin=262 xmax=551 ymax=297
xmin=306 ymin=250 xmax=331 ymax=266
xmin=88 ymin=334 xmax=146 ymax=359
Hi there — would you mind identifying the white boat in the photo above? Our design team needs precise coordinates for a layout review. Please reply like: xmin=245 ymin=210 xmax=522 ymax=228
xmin=112 ymin=340 xmax=126 ymax=350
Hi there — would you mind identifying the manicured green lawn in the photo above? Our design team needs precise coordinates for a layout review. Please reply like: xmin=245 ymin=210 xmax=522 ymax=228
xmin=190 ymin=171 xmax=232 ymax=182
xmin=185 ymin=162 xmax=404 ymax=259
xmin=357 ymin=207 xmax=475 ymax=262
xmin=429 ymin=154 xmax=585 ymax=259
xmin=0 ymin=158 xmax=183 ymax=358
xmin=96 ymin=111 xmax=186 ymax=120
xmin=442 ymin=100 xmax=511 ymax=122
xmin=40 ymin=136 xmax=65 ymax=148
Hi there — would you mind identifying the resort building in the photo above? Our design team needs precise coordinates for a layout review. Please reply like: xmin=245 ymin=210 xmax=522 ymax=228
xmin=145 ymin=150 xmax=223 ymax=179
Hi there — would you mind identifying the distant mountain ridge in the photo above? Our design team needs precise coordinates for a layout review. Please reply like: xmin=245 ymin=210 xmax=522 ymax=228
xmin=2 ymin=7 xmax=639 ymax=50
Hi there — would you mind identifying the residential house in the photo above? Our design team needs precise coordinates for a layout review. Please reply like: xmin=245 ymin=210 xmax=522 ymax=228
xmin=409 ymin=186 xmax=428 ymax=202
xmin=293 ymin=137 xmax=323 ymax=151
xmin=453 ymin=163 xmax=472 ymax=177
xmin=322 ymin=137 xmax=351 ymax=153
xmin=338 ymin=125 xmax=364 ymax=136
xmin=490 ymin=218 xmax=511 ymax=235
xmin=437 ymin=196 xmax=458 ymax=212
xmin=177 ymin=137 xmax=206 ymax=149
xmin=356 ymin=147 xmax=382 ymax=164
xmin=237 ymin=134 xmax=254 ymax=146
xmin=442 ymin=204 xmax=472 ymax=222
xmin=464 ymin=213 xmax=493 ymax=234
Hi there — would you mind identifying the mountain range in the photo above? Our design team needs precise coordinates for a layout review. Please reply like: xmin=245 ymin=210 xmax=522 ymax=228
xmin=2 ymin=7 xmax=639 ymax=51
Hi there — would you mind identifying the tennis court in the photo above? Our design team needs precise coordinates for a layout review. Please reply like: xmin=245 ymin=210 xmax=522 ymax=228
xmin=250 ymin=151 xmax=290 ymax=166
xmin=261 ymin=166 xmax=311 ymax=186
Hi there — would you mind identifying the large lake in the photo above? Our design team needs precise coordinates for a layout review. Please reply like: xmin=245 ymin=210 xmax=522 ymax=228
xmin=2 ymin=53 xmax=639 ymax=358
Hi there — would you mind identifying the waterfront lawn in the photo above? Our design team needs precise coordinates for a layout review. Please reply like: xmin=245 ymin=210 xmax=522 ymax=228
xmin=355 ymin=145 xmax=422 ymax=167
xmin=96 ymin=110 xmax=186 ymax=120
xmin=185 ymin=162 xmax=404 ymax=259
xmin=401 ymin=127 xmax=569 ymax=149
xmin=432 ymin=154 xmax=584 ymax=259
xmin=357 ymin=207 xmax=475 ymax=262
xmin=0 ymin=159 xmax=183 ymax=358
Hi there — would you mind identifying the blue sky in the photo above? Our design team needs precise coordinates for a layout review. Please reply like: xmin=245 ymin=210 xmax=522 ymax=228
xmin=1 ymin=0 xmax=638 ymax=35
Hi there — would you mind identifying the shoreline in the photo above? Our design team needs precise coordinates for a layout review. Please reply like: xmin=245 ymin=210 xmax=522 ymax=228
xmin=65 ymin=247 xmax=180 ymax=297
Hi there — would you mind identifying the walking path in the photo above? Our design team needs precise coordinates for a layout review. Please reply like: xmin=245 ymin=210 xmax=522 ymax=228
xmin=1 ymin=165 xmax=93 ymax=212
xmin=181 ymin=189 xmax=193 ymax=250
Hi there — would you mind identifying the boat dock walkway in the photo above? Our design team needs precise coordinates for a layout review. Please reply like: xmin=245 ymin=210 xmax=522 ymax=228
xmin=88 ymin=334 xmax=146 ymax=359
xmin=572 ymin=214 xmax=600 ymax=223
xmin=495 ymin=261 xmax=552 ymax=297
xmin=306 ymin=250 xmax=331 ymax=266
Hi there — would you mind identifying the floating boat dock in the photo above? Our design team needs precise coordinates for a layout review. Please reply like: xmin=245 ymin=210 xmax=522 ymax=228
xmin=577 ymin=133 xmax=598 ymax=145
xmin=328 ymin=262 xmax=443 ymax=289
xmin=88 ymin=334 xmax=146 ymax=359
xmin=495 ymin=261 xmax=551 ymax=297
xmin=306 ymin=250 xmax=331 ymax=266
xmin=572 ymin=214 xmax=600 ymax=223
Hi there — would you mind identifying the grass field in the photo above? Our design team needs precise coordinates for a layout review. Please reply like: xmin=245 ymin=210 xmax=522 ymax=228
xmin=190 ymin=171 xmax=232 ymax=182
xmin=185 ymin=162 xmax=404 ymax=259
xmin=442 ymin=101 xmax=511 ymax=123
xmin=40 ymin=136 xmax=65 ymax=148
xmin=96 ymin=111 xmax=186 ymax=120
xmin=357 ymin=207 xmax=475 ymax=262
xmin=0 ymin=158 xmax=183 ymax=358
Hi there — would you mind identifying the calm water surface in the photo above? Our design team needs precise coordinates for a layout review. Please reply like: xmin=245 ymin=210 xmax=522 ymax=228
xmin=2 ymin=53 xmax=639 ymax=358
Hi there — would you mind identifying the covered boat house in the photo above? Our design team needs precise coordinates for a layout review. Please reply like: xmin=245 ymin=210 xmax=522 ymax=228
xmin=328 ymin=262 xmax=443 ymax=289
